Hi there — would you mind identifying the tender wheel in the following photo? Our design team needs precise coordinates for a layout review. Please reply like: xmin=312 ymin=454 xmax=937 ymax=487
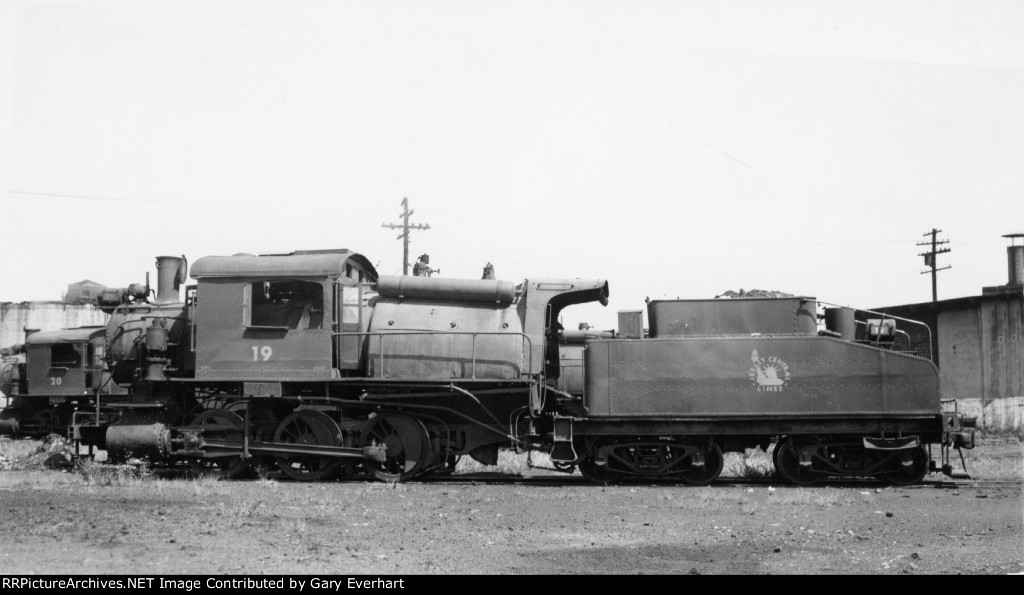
xmin=771 ymin=439 xmax=783 ymax=474
xmin=577 ymin=457 xmax=622 ymax=485
xmin=360 ymin=414 xmax=432 ymax=482
xmin=273 ymin=410 xmax=343 ymax=481
xmin=186 ymin=409 xmax=250 ymax=480
xmin=678 ymin=441 xmax=724 ymax=486
xmin=882 ymin=446 xmax=929 ymax=486
xmin=774 ymin=437 xmax=824 ymax=485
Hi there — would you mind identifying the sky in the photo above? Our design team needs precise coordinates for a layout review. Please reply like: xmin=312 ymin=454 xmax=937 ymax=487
xmin=1 ymin=0 xmax=1022 ymax=331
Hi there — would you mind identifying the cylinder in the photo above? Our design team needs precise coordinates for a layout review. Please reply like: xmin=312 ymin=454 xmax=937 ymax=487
xmin=144 ymin=359 xmax=167 ymax=382
xmin=145 ymin=322 xmax=168 ymax=351
xmin=106 ymin=423 xmax=171 ymax=459
xmin=376 ymin=275 xmax=516 ymax=306
xmin=0 ymin=418 xmax=19 ymax=436
xmin=824 ymin=307 xmax=856 ymax=341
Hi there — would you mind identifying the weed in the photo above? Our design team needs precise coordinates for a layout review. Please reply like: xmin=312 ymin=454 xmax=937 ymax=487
xmin=454 ymin=449 xmax=555 ymax=476
xmin=0 ymin=438 xmax=42 ymax=464
xmin=365 ymin=479 xmax=405 ymax=492
xmin=229 ymin=497 xmax=265 ymax=518
xmin=725 ymin=449 xmax=777 ymax=479
xmin=76 ymin=459 xmax=155 ymax=487
xmin=190 ymin=474 xmax=220 ymax=497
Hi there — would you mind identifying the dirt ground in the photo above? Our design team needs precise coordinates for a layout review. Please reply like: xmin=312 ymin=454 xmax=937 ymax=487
xmin=0 ymin=439 xmax=1021 ymax=575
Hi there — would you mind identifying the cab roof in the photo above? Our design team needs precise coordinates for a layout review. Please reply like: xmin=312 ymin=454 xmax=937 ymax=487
xmin=25 ymin=327 xmax=107 ymax=345
xmin=190 ymin=250 xmax=378 ymax=280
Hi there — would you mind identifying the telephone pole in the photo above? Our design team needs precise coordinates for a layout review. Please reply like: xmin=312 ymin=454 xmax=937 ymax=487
xmin=381 ymin=198 xmax=431 ymax=275
xmin=917 ymin=229 xmax=951 ymax=303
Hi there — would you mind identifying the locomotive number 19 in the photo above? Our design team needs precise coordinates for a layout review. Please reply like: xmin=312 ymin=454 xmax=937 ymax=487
xmin=252 ymin=346 xmax=273 ymax=361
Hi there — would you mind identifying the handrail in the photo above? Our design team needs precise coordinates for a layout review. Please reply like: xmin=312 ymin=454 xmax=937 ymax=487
xmin=331 ymin=330 xmax=534 ymax=380
xmin=818 ymin=300 xmax=934 ymax=362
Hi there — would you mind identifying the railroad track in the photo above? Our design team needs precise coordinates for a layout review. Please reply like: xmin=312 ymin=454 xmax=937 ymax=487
xmin=413 ymin=473 xmax=1024 ymax=489
xmin=926 ymin=478 xmax=1023 ymax=490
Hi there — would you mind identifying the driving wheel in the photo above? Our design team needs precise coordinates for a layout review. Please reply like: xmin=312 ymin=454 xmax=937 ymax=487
xmin=273 ymin=410 xmax=343 ymax=481
xmin=359 ymin=414 xmax=432 ymax=482
xmin=186 ymin=409 xmax=250 ymax=480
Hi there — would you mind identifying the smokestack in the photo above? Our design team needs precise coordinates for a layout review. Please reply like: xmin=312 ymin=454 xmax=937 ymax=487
xmin=1005 ymin=234 xmax=1024 ymax=286
xmin=154 ymin=255 xmax=185 ymax=304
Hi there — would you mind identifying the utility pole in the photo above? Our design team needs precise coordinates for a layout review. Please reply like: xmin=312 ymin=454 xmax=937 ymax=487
xmin=381 ymin=198 xmax=431 ymax=275
xmin=917 ymin=229 xmax=951 ymax=303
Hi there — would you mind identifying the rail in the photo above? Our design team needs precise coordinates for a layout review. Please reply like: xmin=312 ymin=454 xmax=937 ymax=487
xmin=331 ymin=330 xmax=534 ymax=380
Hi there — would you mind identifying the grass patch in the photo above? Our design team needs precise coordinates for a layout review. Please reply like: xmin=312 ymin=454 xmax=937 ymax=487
xmin=725 ymin=448 xmax=776 ymax=479
xmin=0 ymin=437 xmax=45 ymax=465
xmin=958 ymin=439 xmax=1023 ymax=481
xmin=76 ymin=458 xmax=155 ymax=487
xmin=454 ymin=449 xmax=557 ymax=476
xmin=229 ymin=496 xmax=266 ymax=518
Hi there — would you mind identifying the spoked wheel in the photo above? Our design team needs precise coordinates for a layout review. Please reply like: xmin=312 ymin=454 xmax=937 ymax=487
xmin=678 ymin=441 xmax=724 ymax=486
xmin=774 ymin=437 xmax=825 ymax=485
xmin=273 ymin=410 xmax=343 ymax=481
xmin=360 ymin=414 xmax=432 ymax=482
xmin=186 ymin=409 xmax=250 ymax=480
xmin=882 ymin=445 xmax=930 ymax=486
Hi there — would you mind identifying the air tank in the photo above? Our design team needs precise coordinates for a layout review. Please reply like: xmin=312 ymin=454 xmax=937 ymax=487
xmin=376 ymin=275 xmax=516 ymax=306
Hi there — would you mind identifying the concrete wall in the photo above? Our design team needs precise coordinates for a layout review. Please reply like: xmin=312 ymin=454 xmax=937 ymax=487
xmin=953 ymin=397 xmax=1024 ymax=433
xmin=0 ymin=302 xmax=109 ymax=348
xmin=937 ymin=296 xmax=1023 ymax=431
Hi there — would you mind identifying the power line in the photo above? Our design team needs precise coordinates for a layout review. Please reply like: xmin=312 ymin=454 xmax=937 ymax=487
xmin=381 ymin=198 xmax=431 ymax=276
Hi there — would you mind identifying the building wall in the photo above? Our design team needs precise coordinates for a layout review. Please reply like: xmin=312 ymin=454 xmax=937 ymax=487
xmin=980 ymin=296 xmax=1023 ymax=399
xmin=937 ymin=308 xmax=984 ymax=399
xmin=937 ymin=296 xmax=1023 ymax=431
xmin=0 ymin=302 xmax=109 ymax=349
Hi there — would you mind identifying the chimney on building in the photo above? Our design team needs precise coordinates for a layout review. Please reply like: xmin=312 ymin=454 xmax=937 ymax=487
xmin=1006 ymin=233 xmax=1024 ymax=287
xmin=983 ymin=234 xmax=1024 ymax=296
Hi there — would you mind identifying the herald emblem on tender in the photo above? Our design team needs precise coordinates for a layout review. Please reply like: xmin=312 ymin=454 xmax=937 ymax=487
xmin=748 ymin=349 xmax=790 ymax=392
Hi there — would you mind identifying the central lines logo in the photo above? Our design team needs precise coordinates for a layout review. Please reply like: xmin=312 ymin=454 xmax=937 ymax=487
xmin=748 ymin=349 xmax=790 ymax=392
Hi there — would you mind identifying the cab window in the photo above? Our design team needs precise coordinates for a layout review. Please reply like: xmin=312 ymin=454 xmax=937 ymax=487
xmin=244 ymin=280 xmax=324 ymax=330
xmin=51 ymin=344 xmax=82 ymax=368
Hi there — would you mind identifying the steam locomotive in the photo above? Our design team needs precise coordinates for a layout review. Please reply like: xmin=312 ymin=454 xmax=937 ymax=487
xmin=11 ymin=249 xmax=976 ymax=485
xmin=0 ymin=328 xmax=128 ymax=437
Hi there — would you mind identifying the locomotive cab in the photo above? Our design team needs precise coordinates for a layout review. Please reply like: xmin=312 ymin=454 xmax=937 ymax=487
xmin=189 ymin=250 xmax=378 ymax=380
xmin=1 ymin=327 xmax=126 ymax=436
xmin=25 ymin=327 xmax=114 ymax=396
